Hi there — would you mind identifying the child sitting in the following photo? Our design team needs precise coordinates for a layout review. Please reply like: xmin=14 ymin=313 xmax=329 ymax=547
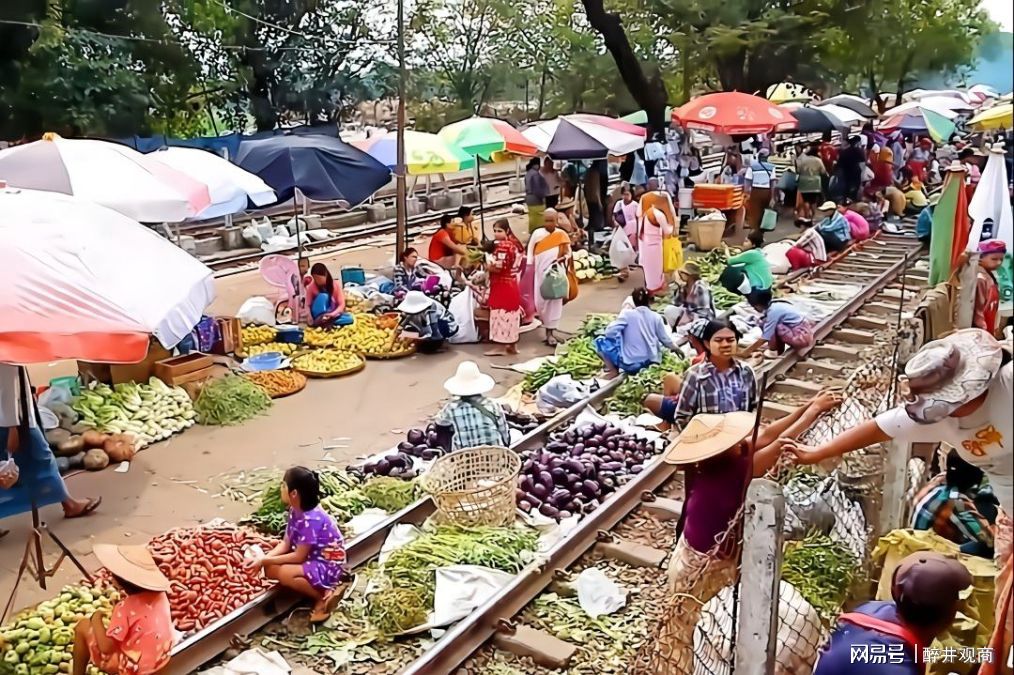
xmin=74 ymin=544 xmax=175 ymax=675
xmin=246 ymin=467 xmax=347 ymax=623
xmin=747 ymin=289 xmax=814 ymax=357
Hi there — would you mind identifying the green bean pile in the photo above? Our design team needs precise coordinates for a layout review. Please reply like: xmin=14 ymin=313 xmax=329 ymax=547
xmin=193 ymin=375 xmax=272 ymax=425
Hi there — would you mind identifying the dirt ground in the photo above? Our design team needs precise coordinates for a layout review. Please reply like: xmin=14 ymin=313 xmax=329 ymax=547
xmin=1 ymin=208 xmax=638 ymax=613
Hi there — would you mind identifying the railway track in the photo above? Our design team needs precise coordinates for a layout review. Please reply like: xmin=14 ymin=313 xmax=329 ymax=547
xmin=176 ymin=225 xmax=926 ymax=675
xmin=201 ymin=134 xmax=819 ymax=276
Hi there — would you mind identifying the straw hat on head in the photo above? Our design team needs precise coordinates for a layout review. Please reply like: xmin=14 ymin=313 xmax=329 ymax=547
xmin=679 ymin=261 xmax=702 ymax=279
xmin=93 ymin=543 xmax=170 ymax=592
xmin=945 ymin=160 xmax=968 ymax=173
xmin=817 ymin=201 xmax=837 ymax=212
xmin=396 ymin=290 xmax=432 ymax=315
xmin=663 ymin=412 xmax=756 ymax=464
xmin=443 ymin=360 xmax=495 ymax=397
xmin=900 ymin=328 xmax=1003 ymax=424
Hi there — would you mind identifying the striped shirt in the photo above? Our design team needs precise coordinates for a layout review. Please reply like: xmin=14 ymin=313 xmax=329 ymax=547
xmin=672 ymin=360 xmax=758 ymax=432
xmin=911 ymin=474 xmax=995 ymax=549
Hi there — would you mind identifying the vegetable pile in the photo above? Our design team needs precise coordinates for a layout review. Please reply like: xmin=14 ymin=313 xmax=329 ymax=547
xmin=781 ymin=531 xmax=857 ymax=623
xmin=194 ymin=375 xmax=272 ymax=425
xmin=246 ymin=470 xmax=417 ymax=536
xmin=72 ymin=378 xmax=196 ymax=449
xmin=696 ymin=246 xmax=742 ymax=310
xmin=0 ymin=583 xmax=119 ymax=675
xmin=604 ymin=351 xmax=688 ymax=416
xmin=148 ymin=526 xmax=278 ymax=633
xmin=516 ymin=422 xmax=659 ymax=520
xmin=242 ymin=341 xmax=297 ymax=357
xmin=572 ymin=250 xmax=614 ymax=281
xmin=375 ymin=525 xmax=538 ymax=632
xmin=291 ymin=349 xmax=364 ymax=376
xmin=522 ymin=361 xmax=561 ymax=394
xmin=244 ymin=370 xmax=307 ymax=398
xmin=360 ymin=423 xmax=453 ymax=478
xmin=577 ymin=313 xmax=616 ymax=338
xmin=555 ymin=337 xmax=604 ymax=380
xmin=240 ymin=324 xmax=277 ymax=346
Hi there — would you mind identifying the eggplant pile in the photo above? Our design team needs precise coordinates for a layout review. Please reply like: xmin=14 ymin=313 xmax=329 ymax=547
xmin=516 ymin=422 xmax=657 ymax=520
xmin=360 ymin=423 xmax=451 ymax=479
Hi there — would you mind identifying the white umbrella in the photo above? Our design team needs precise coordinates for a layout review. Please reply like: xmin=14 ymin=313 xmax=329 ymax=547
xmin=817 ymin=94 xmax=878 ymax=118
xmin=147 ymin=147 xmax=277 ymax=220
xmin=521 ymin=114 xmax=646 ymax=159
xmin=814 ymin=103 xmax=867 ymax=126
xmin=885 ymin=100 xmax=961 ymax=119
xmin=968 ymin=145 xmax=1014 ymax=251
xmin=905 ymin=88 xmax=973 ymax=103
xmin=0 ymin=188 xmax=215 ymax=364
xmin=0 ymin=135 xmax=209 ymax=223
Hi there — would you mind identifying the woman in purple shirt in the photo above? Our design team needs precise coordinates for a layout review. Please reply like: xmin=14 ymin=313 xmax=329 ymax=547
xmin=246 ymin=467 xmax=346 ymax=622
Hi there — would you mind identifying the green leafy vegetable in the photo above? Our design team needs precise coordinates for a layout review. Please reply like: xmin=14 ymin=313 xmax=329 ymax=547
xmin=605 ymin=352 xmax=689 ymax=416
xmin=193 ymin=375 xmax=272 ymax=425
xmin=782 ymin=532 xmax=857 ymax=623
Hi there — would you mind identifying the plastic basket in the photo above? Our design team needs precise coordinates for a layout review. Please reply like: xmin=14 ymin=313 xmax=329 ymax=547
xmin=421 ymin=445 xmax=521 ymax=527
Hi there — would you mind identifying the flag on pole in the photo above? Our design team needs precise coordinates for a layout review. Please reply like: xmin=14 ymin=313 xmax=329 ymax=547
xmin=928 ymin=167 xmax=969 ymax=286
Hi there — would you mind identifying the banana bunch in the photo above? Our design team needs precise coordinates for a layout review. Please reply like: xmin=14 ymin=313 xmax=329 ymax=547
xmin=292 ymin=349 xmax=364 ymax=374
xmin=244 ymin=342 xmax=297 ymax=357
xmin=240 ymin=325 xmax=277 ymax=347
xmin=326 ymin=314 xmax=397 ymax=354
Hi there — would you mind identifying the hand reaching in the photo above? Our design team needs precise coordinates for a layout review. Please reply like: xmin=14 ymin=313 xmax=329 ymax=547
xmin=810 ymin=390 xmax=844 ymax=413
xmin=782 ymin=439 xmax=825 ymax=465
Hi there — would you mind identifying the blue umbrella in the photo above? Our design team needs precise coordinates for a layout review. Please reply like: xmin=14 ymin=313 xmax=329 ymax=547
xmin=235 ymin=134 xmax=391 ymax=206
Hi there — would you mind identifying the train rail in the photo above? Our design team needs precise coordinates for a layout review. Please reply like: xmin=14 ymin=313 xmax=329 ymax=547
xmin=175 ymin=224 xmax=926 ymax=675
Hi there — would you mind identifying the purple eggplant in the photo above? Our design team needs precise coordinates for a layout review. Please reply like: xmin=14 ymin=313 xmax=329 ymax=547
xmin=406 ymin=429 xmax=426 ymax=445
xmin=518 ymin=499 xmax=534 ymax=513
xmin=550 ymin=467 xmax=568 ymax=483
xmin=531 ymin=483 xmax=550 ymax=499
xmin=539 ymin=503 xmax=560 ymax=519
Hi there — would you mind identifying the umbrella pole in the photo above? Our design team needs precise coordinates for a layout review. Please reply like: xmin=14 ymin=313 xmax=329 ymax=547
xmin=476 ymin=154 xmax=487 ymax=243
xmin=293 ymin=190 xmax=303 ymax=266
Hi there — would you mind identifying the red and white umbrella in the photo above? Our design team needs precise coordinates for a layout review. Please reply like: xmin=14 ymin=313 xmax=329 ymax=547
xmin=0 ymin=188 xmax=215 ymax=364
xmin=673 ymin=92 xmax=795 ymax=134
xmin=522 ymin=114 xmax=646 ymax=159
xmin=0 ymin=135 xmax=210 ymax=222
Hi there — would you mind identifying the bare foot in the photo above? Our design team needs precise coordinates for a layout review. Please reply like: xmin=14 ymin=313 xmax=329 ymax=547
xmin=506 ymin=345 xmax=519 ymax=355
xmin=484 ymin=348 xmax=509 ymax=357
xmin=601 ymin=369 xmax=620 ymax=380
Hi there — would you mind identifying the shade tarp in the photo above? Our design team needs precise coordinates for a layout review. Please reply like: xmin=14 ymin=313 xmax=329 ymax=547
xmin=928 ymin=169 xmax=970 ymax=286
xmin=0 ymin=189 xmax=215 ymax=364
xmin=235 ymin=134 xmax=391 ymax=205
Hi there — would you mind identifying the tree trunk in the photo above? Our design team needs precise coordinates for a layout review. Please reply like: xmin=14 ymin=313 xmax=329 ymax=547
xmin=680 ymin=38 xmax=691 ymax=104
xmin=715 ymin=51 xmax=747 ymax=92
xmin=894 ymin=52 xmax=915 ymax=110
xmin=537 ymin=59 xmax=549 ymax=119
xmin=580 ymin=0 xmax=667 ymax=140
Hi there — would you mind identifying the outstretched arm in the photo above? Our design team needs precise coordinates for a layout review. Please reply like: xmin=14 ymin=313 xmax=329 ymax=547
xmin=786 ymin=419 xmax=890 ymax=465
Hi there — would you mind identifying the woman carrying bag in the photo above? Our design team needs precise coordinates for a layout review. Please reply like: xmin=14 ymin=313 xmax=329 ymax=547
xmin=527 ymin=209 xmax=572 ymax=347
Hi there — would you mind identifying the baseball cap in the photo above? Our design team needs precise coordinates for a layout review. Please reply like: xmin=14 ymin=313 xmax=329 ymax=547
xmin=891 ymin=552 xmax=972 ymax=623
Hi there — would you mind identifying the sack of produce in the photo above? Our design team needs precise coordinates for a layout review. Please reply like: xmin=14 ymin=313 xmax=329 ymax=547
xmin=241 ymin=224 xmax=263 ymax=248
xmin=540 ymin=263 xmax=570 ymax=300
xmin=236 ymin=297 xmax=277 ymax=327
xmin=782 ymin=472 xmax=836 ymax=540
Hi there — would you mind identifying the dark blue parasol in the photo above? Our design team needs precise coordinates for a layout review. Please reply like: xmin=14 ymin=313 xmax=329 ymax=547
xmin=235 ymin=134 xmax=391 ymax=206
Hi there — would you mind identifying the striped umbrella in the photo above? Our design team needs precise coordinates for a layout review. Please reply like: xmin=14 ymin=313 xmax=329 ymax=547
xmin=437 ymin=117 xmax=538 ymax=161
xmin=880 ymin=108 xmax=955 ymax=144
xmin=521 ymin=114 xmax=646 ymax=159
xmin=353 ymin=130 xmax=475 ymax=174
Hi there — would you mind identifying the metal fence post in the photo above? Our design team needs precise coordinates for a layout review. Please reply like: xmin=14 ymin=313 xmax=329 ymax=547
xmin=735 ymin=478 xmax=785 ymax=675
xmin=878 ymin=440 xmax=913 ymax=536
xmin=955 ymin=253 xmax=980 ymax=329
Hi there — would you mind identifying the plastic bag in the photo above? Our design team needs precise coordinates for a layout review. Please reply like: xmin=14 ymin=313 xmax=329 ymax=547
xmin=236 ymin=297 xmax=277 ymax=326
xmin=576 ymin=567 xmax=627 ymax=617
xmin=241 ymin=225 xmax=263 ymax=249
xmin=609 ymin=228 xmax=636 ymax=269
xmin=662 ymin=236 xmax=683 ymax=273
xmin=537 ymin=375 xmax=592 ymax=414
xmin=540 ymin=263 xmax=570 ymax=300
xmin=447 ymin=290 xmax=479 ymax=344
xmin=253 ymin=217 xmax=274 ymax=243
xmin=0 ymin=458 xmax=19 ymax=489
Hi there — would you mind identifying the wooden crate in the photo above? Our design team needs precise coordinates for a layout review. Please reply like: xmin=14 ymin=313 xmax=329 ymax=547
xmin=153 ymin=353 xmax=214 ymax=386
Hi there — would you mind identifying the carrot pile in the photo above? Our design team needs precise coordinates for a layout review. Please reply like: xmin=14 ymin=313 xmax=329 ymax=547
xmin=148 ymin=526 xmax=278 ymax=633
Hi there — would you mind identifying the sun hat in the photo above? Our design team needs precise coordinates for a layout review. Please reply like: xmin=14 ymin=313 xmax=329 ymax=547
xmin=663 ymin=411 xmax=756 ymax=464
xmin=679 ymin=261 xmax=702 ymax=279
xmin=817 ymin=200 xmax=837 ymax=212
xmin=93 ymin=543 xmax=171 ymax=592
xmin=945 ymin=160 xmax=967 ymax=173
xmin=396 ymin=290 xmax=432 ymax=315
xmin=443 ymin=360 xmax=496 ymax=397
xmin=891 ymin=551 xmax=972 ymax=618
xmin=900 ymin=328 xmax=1003 ymax=423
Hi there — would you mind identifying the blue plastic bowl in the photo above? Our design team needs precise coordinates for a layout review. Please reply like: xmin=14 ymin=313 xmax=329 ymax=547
xmin=247 ymin=352 xmax=283 ymax=371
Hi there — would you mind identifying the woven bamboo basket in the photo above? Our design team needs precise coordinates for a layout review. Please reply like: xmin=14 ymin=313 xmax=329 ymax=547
xmin=421 ymin=445 xmax=521 ymax=527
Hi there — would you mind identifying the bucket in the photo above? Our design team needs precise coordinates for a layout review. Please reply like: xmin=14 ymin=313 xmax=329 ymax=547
xmin=678 ymin=187 xmax=694 ymax=210
xmin=696 ymin=220 xmax=726 ymax=251
xmin=341 ymin=266 xmax=366 ymax=286
xmin=49 ymin=376 xmax=80 ymax=395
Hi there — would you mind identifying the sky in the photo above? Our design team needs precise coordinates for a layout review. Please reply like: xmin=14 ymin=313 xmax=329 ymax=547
xmin=985 ymin=0 xmax=1013 ymax=31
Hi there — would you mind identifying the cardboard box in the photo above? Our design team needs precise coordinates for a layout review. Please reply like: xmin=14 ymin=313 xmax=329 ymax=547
xmin=79 ymin=340 xmax=172 ymax=385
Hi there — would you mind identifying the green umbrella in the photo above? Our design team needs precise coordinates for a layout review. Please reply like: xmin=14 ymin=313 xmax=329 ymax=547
xmin=619 ymin=107 xmax=674 ymax=126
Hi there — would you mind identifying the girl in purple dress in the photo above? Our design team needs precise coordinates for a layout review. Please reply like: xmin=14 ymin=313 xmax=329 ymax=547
xmin=246 ymin=467 xmax=346 ymax=622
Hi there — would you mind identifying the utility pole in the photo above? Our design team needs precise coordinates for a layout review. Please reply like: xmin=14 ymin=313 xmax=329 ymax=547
xmin=394 ymin=0 xmax=408 ymax=258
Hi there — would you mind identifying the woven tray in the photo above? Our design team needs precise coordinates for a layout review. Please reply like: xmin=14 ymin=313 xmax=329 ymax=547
xmin=243 ymin=371 xmax=307 ymax=398
xmin=364 ymin=343 xmax=417 ymax=360
xmin=293 ymin=358 xmax=366 ymax=379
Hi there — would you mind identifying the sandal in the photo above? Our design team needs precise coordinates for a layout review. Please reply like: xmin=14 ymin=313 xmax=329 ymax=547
xmin=309 ymin=588 xmax=342 ymax=624
xmin=64 ymin=497 xmax=101 ymax=519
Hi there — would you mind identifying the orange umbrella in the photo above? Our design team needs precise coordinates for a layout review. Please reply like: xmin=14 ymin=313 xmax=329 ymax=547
xmin=674 ymin=92 xmax=795 ymax=135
